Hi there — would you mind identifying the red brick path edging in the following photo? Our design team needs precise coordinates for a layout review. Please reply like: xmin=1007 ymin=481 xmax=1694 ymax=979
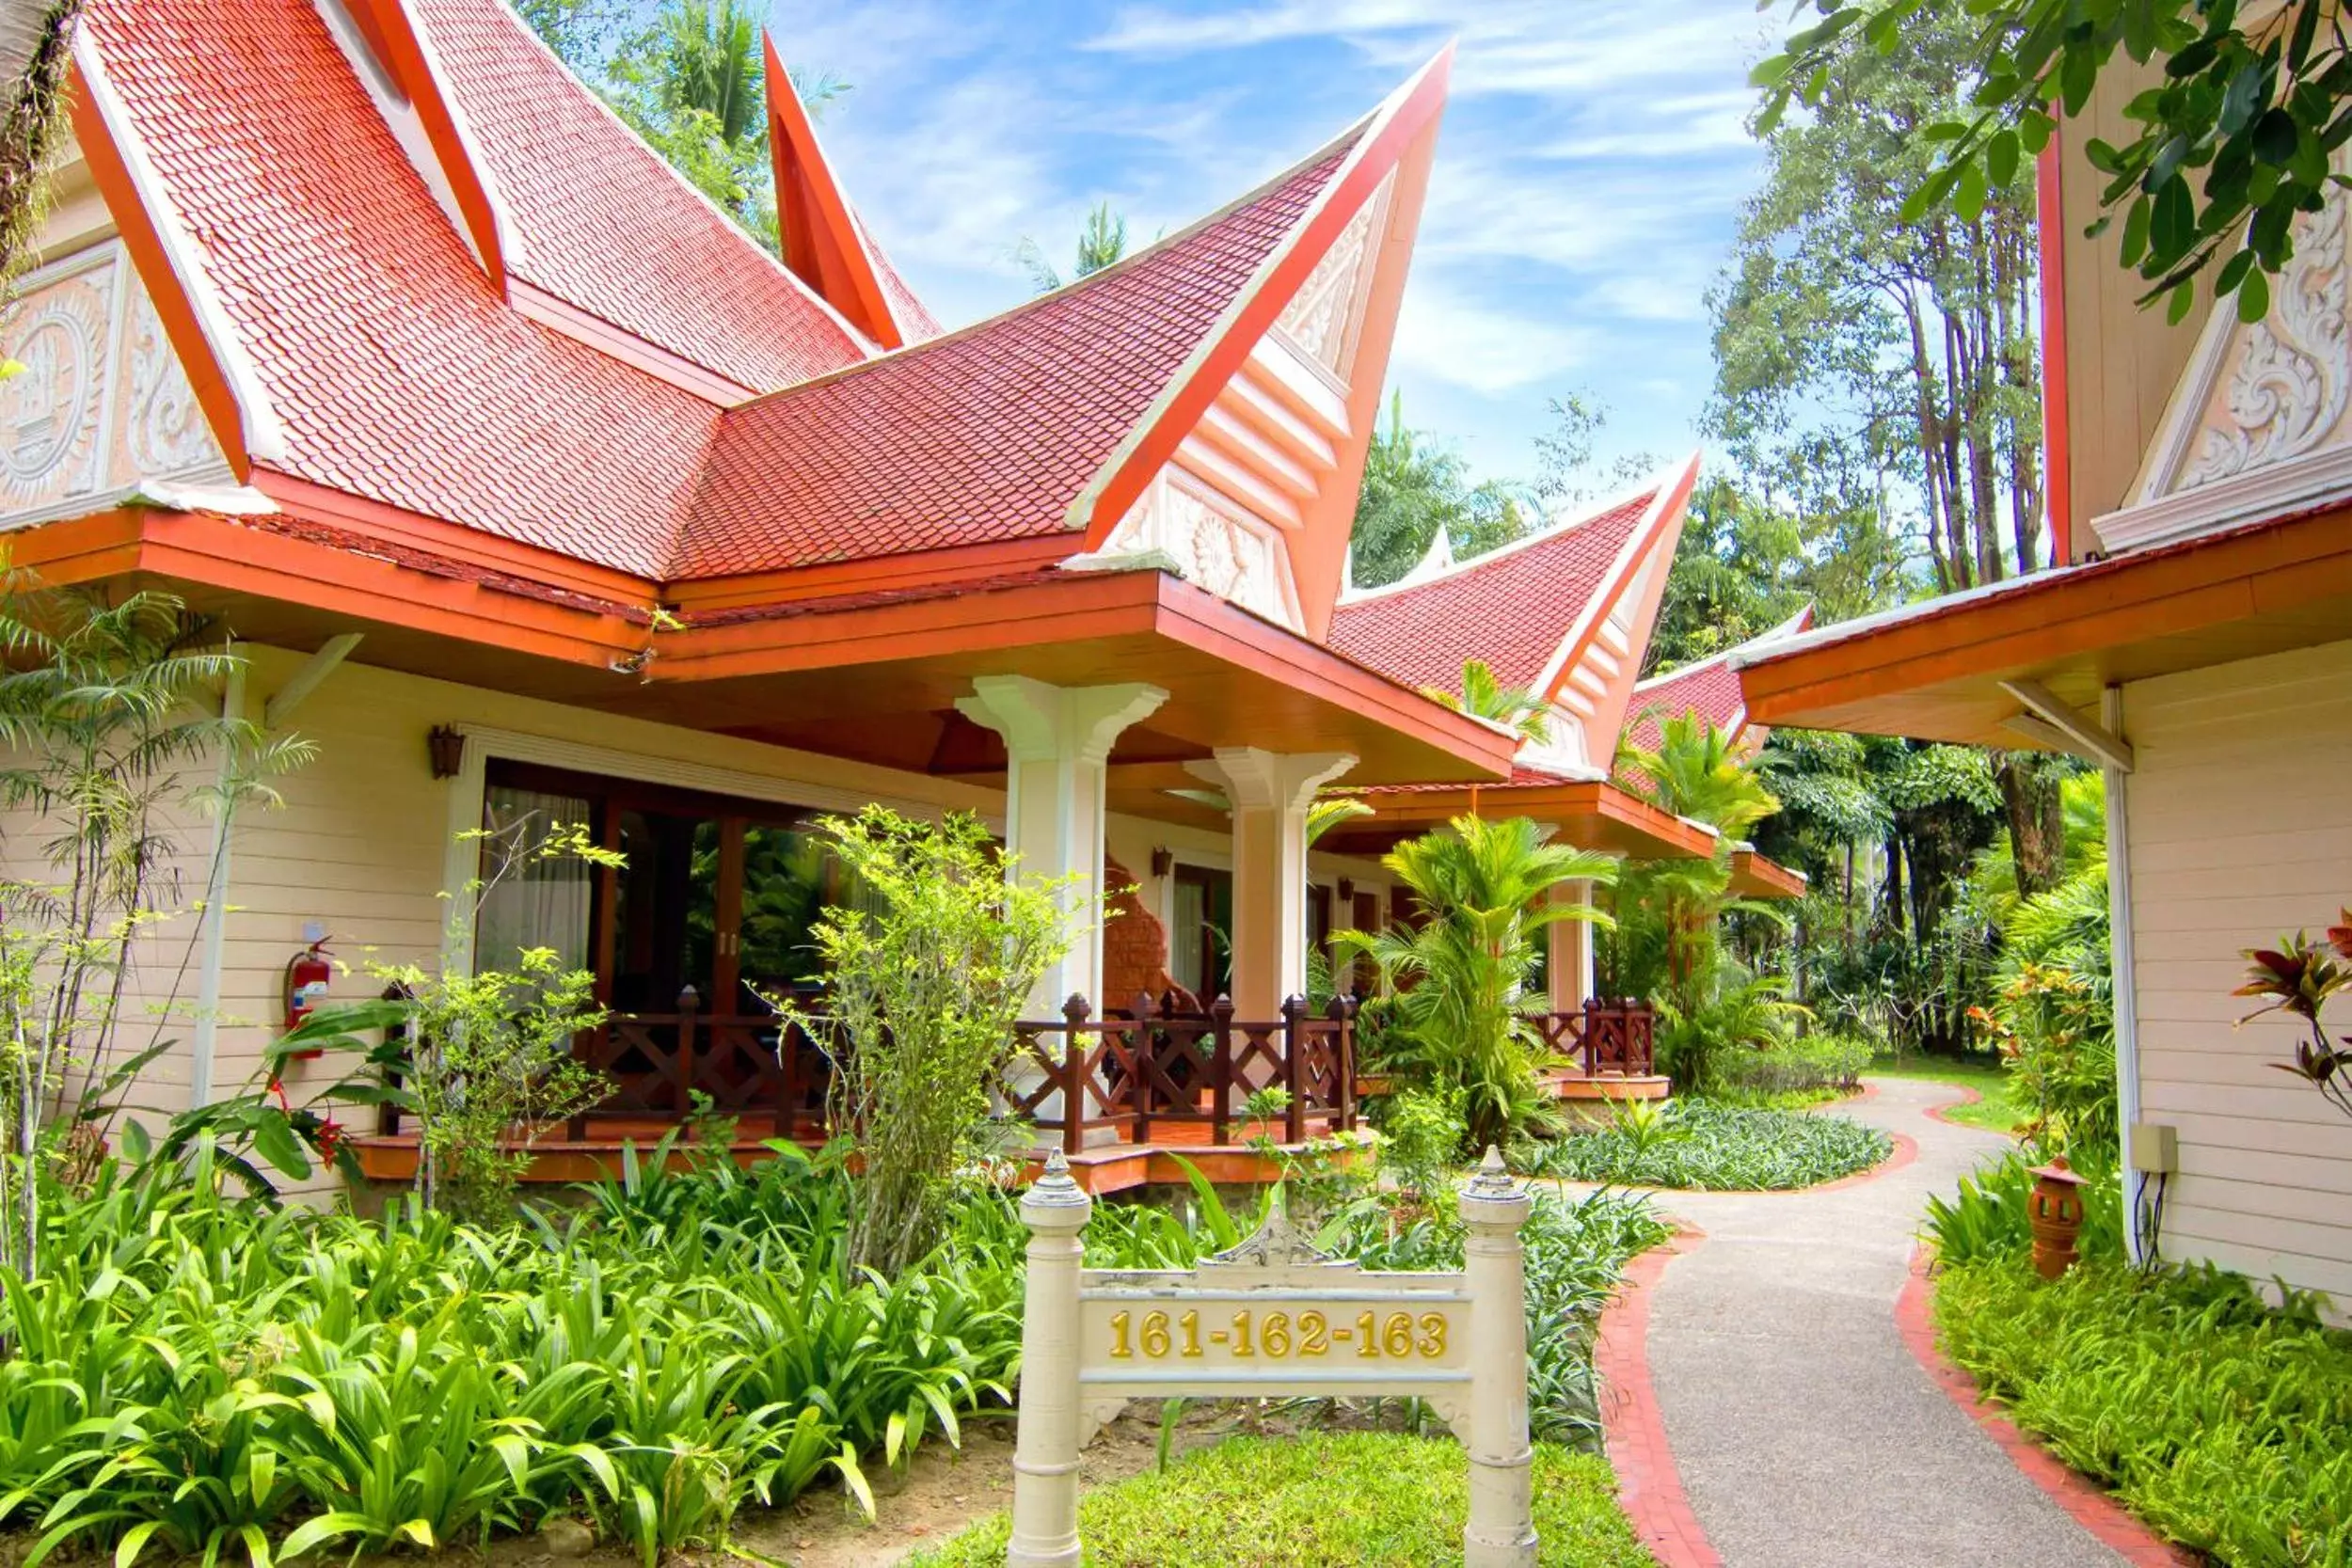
xmin=1895 ymin=1251 xmax=2199 ymax=1566
xmin=1921 ymin=1083 xmax=1986 ymax=1128
xmin=1596 ymin=1227 xmax=1722 ymax=1568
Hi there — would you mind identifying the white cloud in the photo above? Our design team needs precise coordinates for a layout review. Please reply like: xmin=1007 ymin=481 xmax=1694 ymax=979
xmin=1391 ymin=280 xmax=1591 ymax=395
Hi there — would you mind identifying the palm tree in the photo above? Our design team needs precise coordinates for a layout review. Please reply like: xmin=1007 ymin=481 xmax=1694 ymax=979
xmin=1335 ymin=816 xmax=1614 ymax=1149
xmin=1015 ymin=200 xmax=1132 ymax=293
xmin=1618 ymin=709 xmax=1779 ymax=839
xmin=1423 ymin=657 xmax=1551 ymax=745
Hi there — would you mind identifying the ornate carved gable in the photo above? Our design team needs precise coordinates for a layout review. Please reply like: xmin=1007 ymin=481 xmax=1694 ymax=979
xmin=1093 ymin=469 xmax=1302 ymax=629
xmin=2109 ymin=165 xmax=2352 ymax=551
xmin=1 ymin=239 xmax=230 ymax=525
xmin=1272 ymin=176 xmax=1390 ymax=380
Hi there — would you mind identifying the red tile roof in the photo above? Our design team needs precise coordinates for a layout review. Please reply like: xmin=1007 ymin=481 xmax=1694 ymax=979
xmin=87 ymin=0 xmax=724 ymax=578
xmin=1325 ymin=488 xmax=1657 ymax=697
xmin=858 ymin=211 xmax=944 ymax=342
xmin=1623 ymin=656 xmax=1747 ymax=756
xmin=415 ymin=0 xmax=870 ymax=392
xmin=674 ymin=145 xmax=1356 ymax=577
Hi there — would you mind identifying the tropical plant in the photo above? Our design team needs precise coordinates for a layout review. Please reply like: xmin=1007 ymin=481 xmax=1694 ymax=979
xmin=0 ymin=578 xmax=311 ymax=1277
xmin=1711 ymin=1029 xmax=1872 ymax=1101
xmin=1014 ymin=200 xmax=1131 ymax=293
xmin=1334 ymin=816 xmax=1615 ymax=1149
xmin=2235 ymin=908 xmax=2352 ymax=1123
xmin=1530 ymin=1099 xmax=1890 ymax=1191
xmin=1422 ymin=657 xmax=1551 ymax=745
xmin=1347 ymin=392 xmax=1532 ymax=590
xmin=1 ymin=0 xmax=84 ymax=293
xmin=1931 ymin=1253 xmax=2352 ymax=1564
xmin=778 ymin=807 xmax=1073 ymax=1276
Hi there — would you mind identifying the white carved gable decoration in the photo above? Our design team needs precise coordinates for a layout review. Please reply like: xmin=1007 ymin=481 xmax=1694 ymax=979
xmin=2180 ymin=193 xmax=2346 ymax=491
xmin=1095 ymin=469 xmax=1302 ymax=629
xmin=0 ymin=239 xmax=230 ymax=526
xmin=1271 ymin=174 xmax=1391 ymax=380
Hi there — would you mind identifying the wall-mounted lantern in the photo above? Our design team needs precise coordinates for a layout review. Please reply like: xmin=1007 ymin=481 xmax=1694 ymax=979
xmin=1336 ymin=877 xmax=1356 ymax=904
xmin=1149 ymin=847 xmax=1174 ymax=879
xmin=427 ymin=724 xmax=467 ymax=781
xmin=2026 ymin=1156 xmax=2089 ymax=1279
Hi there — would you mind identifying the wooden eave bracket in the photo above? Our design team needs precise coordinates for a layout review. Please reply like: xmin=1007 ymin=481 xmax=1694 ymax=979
xmin=1997 ymin=678 xmax=2134 ymax=771
xmin=264 ymin=632 xmax=364 ymax=728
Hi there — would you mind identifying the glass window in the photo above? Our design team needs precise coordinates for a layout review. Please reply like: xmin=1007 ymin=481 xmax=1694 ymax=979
xmin=476 ymin=784 xmax=595 ymax=974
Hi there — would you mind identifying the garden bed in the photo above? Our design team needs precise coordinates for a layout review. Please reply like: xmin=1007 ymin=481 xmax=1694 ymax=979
xmin=1524 ymin=1099 xmax=1893 ymax=1190
xmin=903 ymin=1431 xmax=1656 ymax=1567
xmin=1931 ymin=1256 xmax=2352 ymax=1566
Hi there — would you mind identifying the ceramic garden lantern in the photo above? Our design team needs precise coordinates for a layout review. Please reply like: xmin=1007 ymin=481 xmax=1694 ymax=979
xmin=2026 ymin=1155 xmax=2089 ymax=1279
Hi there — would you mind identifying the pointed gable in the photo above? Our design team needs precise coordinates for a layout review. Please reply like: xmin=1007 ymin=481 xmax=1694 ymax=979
xmin=1621 ymin=606 xmax=1816 ymax=757
xmin=676 ymin=141 xmax=1359 ymax=577
xmin=1327 ymin=485 xmax=1660 ymax=697
xmin=414 ymin=0 xmax=870 ymax=393
xmin=763 ymin=33 xmax=920 ymax=350
xmin=79 ymin=0 xmax=721 ymax=575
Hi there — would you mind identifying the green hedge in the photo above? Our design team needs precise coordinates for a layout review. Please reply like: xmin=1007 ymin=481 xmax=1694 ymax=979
xmin=1934 ymin=1257 xmax=2352 ymax=1567
xmin=1712 ymin=1032 xmax=1873 ymax=1100
xmin=906 ymin=1432 xmax=1656 ymax=1567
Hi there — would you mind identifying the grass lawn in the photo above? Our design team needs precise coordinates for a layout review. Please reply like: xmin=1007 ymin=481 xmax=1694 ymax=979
xmin=1869 ymin=1053 xmax=2020 ymax=1137
xmin=905 ymin=1431 xmax=1655 ymax=1567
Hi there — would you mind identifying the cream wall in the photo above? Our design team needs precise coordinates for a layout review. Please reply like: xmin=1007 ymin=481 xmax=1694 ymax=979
xmin=2124 ymin=637 xmax=2352 ymax=1306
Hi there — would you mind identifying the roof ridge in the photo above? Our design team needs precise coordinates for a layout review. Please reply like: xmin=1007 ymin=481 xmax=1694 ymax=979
xmin=1633 ymin=604 xmax=1816 ymax=689
xmin=711 ymin=111 xmax=1376 ymax=418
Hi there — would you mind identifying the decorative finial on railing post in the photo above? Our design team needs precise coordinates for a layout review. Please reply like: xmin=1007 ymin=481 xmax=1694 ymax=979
xmin=1458 ymin=1146 xmax=1535 ymax=1567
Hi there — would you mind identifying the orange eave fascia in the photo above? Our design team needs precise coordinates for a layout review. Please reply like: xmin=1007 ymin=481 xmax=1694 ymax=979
xmin=345 ymin=0 xmax=511 ymax=293
xmin=1736 ymin=505 xmax=2352 ymax=728
xmin=1078 ymin=45 xmax=1454 ymax=552
xmin=666 ymin=534 xmax=1076 ymax=612
xmin=1730 ymin=847 xmax=1807 ymax=900
xmin=12 ymin=507 xmax=649 ymax=667
xmin=1350 ymin=776 xmax=1719 ymax=860
xmin=654 ymin=567 xmax=1519 ymax=778
xmin=763 ymin=32 xmax=899 ymax=349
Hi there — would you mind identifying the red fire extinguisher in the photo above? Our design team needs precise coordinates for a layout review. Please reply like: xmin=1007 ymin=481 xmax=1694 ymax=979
xmin=283 ymin=938 xmax=333 ymax=1059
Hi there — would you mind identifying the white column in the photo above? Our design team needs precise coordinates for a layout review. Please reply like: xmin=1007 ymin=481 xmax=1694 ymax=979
xmin=1008 ymin=1152 xmax=1093 ymax=1567
xmin=1459 ymin=1147 xmax=1537 ymax=1567
xmin=957 ymin=675 xmax=1168 ymax=1013
xmin=1547 ymin=879 xmax=1598 ymax=1014
xmin=1186 ymin=748 xmax=1356 ymax=1015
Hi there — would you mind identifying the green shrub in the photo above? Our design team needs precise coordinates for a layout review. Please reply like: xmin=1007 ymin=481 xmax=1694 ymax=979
xmin=1921 ymin=1148 xmax=2125 ymax=1267
xmin=1933 ymin=1257 xmax=2352 ymax=1566
xmin=1712 ymin=1031 xmax=1872 ymax=1101
xmin=904 ymin=1431 xmax=1656 ymax=1567
xmin=1527 ymin=1100 xmax=1890 ymax=1190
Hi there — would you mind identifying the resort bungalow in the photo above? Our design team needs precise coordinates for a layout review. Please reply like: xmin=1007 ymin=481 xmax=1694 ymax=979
xmin=1735 ymin=66 xmax=2352 ymax=1305
xmin=8 ymin=0 xmax=1752 ymax=1193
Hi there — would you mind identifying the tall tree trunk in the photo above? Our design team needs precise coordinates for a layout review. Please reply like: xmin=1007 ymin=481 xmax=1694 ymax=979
xmin=1997 ymin=751 xmax=2067 ymax=898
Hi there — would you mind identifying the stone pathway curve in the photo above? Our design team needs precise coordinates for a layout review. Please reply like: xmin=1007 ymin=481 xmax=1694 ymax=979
xmin=1604 ymin=1076 xmax=2127 ymax=1568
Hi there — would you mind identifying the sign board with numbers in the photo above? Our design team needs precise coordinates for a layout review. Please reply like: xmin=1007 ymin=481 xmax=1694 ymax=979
xmin=1006 ymin=1148 xmax=1537 ymax=1568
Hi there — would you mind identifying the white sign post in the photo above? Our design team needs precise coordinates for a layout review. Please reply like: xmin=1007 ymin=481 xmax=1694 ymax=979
xmin=1006 ymin=1148 xmax=1537 ymax=1568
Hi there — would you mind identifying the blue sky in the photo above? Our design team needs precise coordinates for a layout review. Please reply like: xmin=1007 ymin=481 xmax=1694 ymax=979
xmin=768 ymin=0 xmax=1784 ymax=494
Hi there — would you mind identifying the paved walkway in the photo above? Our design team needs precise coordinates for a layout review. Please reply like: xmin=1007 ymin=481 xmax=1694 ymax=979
xmin=1610 ymin=1077 xmax=2127 ymax=1568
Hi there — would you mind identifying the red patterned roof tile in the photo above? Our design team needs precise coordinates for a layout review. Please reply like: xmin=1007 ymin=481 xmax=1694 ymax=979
xmin=414 ymin=0 xmax=869 ymax=391
xmin=1326 ymin=488 xmax=1657 ymax=697
xmin=674 ymin=144 xmax=1356 ymax=577
xmin=87 ymin=0 xmax=721 ymax=577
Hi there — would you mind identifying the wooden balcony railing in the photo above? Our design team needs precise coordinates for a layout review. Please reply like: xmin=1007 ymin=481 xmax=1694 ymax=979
xmin=1534 ymin=999 xmax=1658 ymax=1077
xmin=370 ymin=988 xmax=1359 ymax=1150
xmin=1008 ymin=992 xmax=1359 ymax=1156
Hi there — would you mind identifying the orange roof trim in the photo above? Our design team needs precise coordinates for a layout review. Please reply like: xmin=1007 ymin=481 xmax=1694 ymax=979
xmin=345 ymin=0 xmax=512 ymax=293
xmin=764 ymin=32 xmax=898 ymax=349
